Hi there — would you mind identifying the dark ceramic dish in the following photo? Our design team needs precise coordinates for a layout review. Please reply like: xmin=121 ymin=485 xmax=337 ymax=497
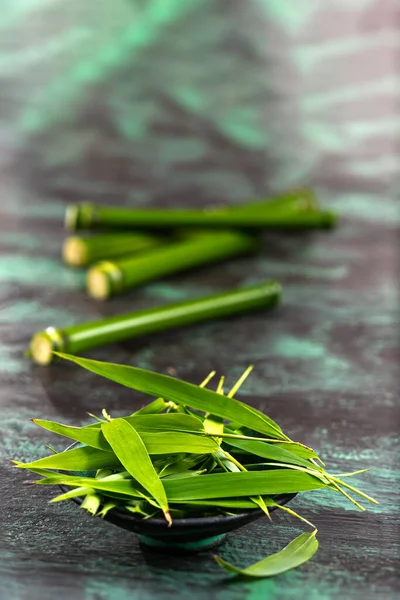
xmin=60 ymin=443 xmax=296 ymax=551
xmin=63 ymin=487 xmax=296 ymax=551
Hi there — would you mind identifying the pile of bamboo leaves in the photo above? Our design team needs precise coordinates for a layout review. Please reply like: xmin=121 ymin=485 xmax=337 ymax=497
xmin=16 ymin=354 xmax=376 ymax=578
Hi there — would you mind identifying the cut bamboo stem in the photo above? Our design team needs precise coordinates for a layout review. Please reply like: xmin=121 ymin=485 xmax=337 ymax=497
xmin=29 ymin=281 xmax=281 ymax=365
xmin=65 ymin=189 xmax=329 ymax=232
xmin=86 ymin=230 xmax=260 ymax=300
xmin=62 ymin=232 xmax=167 ymax=267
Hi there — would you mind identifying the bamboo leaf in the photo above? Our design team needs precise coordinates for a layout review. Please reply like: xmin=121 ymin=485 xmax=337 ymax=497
xmin=50 ymin=487 xmax=94 ymax=503
xmin=176 ymin=498 xmax=275 ymax=509
xmin=35 ymin=469 xmax=325 ymax=501
xmin=204 ymin=415 xmax=224 ymax=436
xmin=275 ymin=443 xmax=319 ymax=460
xmin=101 ymin=419 xmax=171 ymax=524
xmin=35 ymin=475 xmax=143 ymax=499
xmin=36 ymin=414 xmax=204 ymax=437
xmin=17 ymin=446 xmax=119 ymax=471
xmin=133 ymin=398 xmax=168 ymax=414
xmin=128 ymin=414 xmax=205 ymax=433
xmin=11 ymin=460 xmax=60 ymax=478
xmin=162 ymin=470 xmax=326 ymax=501
xmin=32 ymin=420 xmax=217 ymax=455
xmin=224 ymin=438 xmax=314 ymax=469
xmin=139 ymin=432 xmax=219 ymax=455
xmin=214 ymin=531 xmax=318 ymax=577
xmin=161 ymin=470 xmax=205 ymax=480
xmin=55 ymin=354 xmax=286 ymax=440
xmin=33 ymin=419 xmax=110 ymax=451
xmin=159 ymin=454 xmax=207 ymax=477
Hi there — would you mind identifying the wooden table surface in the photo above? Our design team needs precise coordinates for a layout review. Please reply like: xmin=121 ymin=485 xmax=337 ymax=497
xmin=0 ymin=2 xmax=399 ymax=599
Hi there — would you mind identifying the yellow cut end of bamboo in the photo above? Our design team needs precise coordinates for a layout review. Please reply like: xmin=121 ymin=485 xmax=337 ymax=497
xmin=29 ymin=329 xmax=63 ymax=365
xmin=86 ymin=267 xmax=113 ymax=300
xmin=64 ymin=205 xmax=80 ymax=231
xmin=62 ymin=237 xmax=88 ymax=267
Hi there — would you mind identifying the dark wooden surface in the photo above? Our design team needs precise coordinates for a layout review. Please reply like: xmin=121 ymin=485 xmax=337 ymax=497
xmin=0 ymin=2 xmax=399 ymax=599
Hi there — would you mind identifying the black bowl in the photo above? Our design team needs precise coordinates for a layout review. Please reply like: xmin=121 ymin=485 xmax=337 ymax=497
xmin=64 ymin=489 xmax=296 ymax=551
xmin=60 ymin=443 xmax=296 ymax=552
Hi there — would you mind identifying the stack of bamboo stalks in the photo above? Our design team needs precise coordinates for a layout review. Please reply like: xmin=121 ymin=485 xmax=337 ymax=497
xmin=29 ymin=189 xmax=337 ymax=364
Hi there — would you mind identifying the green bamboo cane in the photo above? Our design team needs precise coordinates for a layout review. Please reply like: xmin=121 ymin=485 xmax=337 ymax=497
xmin=29 ymin=281 xmax=281 ymax=365
xmin=62 ymin=232 xmax=168 ymax=268
xmin=63 ymin=189 xmax=318 ymax=266
xmin=65 ymin=189 xmax=329 ymax=231
xmin=86 ymin=230 xmax=260 ymax=300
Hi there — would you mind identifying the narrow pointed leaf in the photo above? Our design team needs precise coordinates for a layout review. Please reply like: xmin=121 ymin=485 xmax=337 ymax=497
xmin=176 ymin=498 xmax=276 ymax=509
xmin=12 ymin=461 xmax=60 ymax=478
xmin=162 ymin=470 xmax=326 ymax=501
xmin=275 ymin=443 xmax=320 ymax=460
xmin=17 ymin=446 xmax=119 ymax=471
xmin=35 ymin=475 xmax=144 ymax=499
xmin=56 ymin=354 xmax=285 ymax=440
xmin=159 ymin=454 xmax=207 ymax=477
xmin=224 ymin=438 xmax=314 ymax=469
xmin=32 ymin=420 xmax=217 ymax=455
xmin=101 ymin=418 xmax=170 ymax=522
xmin=161 ymin=470 xmax=205 ymax=480
xmin=214 ymin=531 xmax=318 ymax=577
xmin=134 ymin=398 xmax=168 ymax=414
xmin=140 ymin=432 xmax=218 ymax=454
xmin=36 ymin=413 xmax=203 ymax=437
xmin=127 ymin=414 xmax=205 ymax=433
xmin=204 ymin=415 xmax=224 ymax=436
xmin=32 ymin=469 xmax=325 ymax=501
xmin=33 ymin=419 xmax=110 ymax=451
xmin=50 ymin=487 xmax=94 ymax=502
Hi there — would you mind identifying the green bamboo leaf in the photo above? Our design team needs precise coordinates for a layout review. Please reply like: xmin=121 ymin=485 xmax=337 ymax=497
xmin=159 ymin=454 xmax=207 ymax=477
xmin=133 ymin=398 xmax=169 ymax=414
xmin=36 ymin=413 xmax=204 ymax=437
xmin=56 ymin=354 xmax=286 ymax=440
xmin=50 ymin=486 xmax=94 ymax=503
xmin=34 ymin=469 xmax=325 ymax=501
xmin=275 ymin=443 xmax=319 ymax=460
xmin=17 ymin=446 xmax=119 ymax=471
xmin=203 ymin=415 xmax=224 ymax=436
xmin=128 ymin=414 xmax=205 ymax=433
xmin=80 ymin=492 xmax=101 ymax=516
xmin=33 ymin=419 xmax=110 ymax=451
xmin=12 ymin=461 xmax=60 ymax=478
xmin=224 ymin=438 xmax=314 ymax=469
xmin=137 ymin=432 xmax=219 ymax=455
xmin=34 ymin=475 xmax=143 ymax=499
xmin=101 ymin=418 xmax=171 ymax=524
xmin=176 ymin=498 xmax=275 ymax=509
xmin=162 ymin=470 xmax=205 ymax=480
xmin=162 ymin=470 xmax=326 ymax=501
xmin=32 ymin=420 xmax=217 ymax=455
xmin=214 ymin=531 xmax=318 ymax=577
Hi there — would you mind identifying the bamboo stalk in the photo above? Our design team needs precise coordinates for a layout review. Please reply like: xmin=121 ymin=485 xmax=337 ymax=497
xmin=62 ymin=232 xmax=167 ymax=267
xmin=86 ymin=230 xmax=260 ymax=300
xmin=65 ymin=189 xmax=326 ymax=231
xmin=29 ymin=281 xmax=281 ymax=365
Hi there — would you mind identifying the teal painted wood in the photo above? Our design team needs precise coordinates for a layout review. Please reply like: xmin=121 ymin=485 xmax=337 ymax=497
xmin=0 ymin=1 xmax=399 ymax=599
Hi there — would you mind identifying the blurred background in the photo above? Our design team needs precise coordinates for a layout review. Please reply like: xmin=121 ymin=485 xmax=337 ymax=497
xmin=0 ymin=0 xmax=399 ymax=214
